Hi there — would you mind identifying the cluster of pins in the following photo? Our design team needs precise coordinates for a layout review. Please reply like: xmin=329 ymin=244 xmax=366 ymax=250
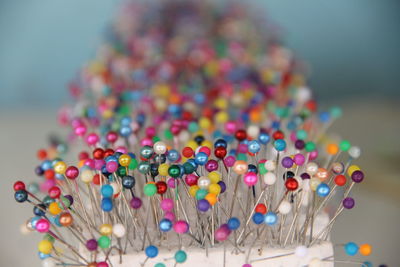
xmin=13 ymin=1 xmax=373 ymax=267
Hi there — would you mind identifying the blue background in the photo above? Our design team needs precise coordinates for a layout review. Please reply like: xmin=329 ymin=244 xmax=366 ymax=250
xmin=0 ymin=0 xmax=399 ymax=109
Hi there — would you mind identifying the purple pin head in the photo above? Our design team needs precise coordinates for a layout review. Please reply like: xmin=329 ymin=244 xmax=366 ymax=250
xmin=281 ymin=156 xmax=294 ymax=168
xmin=215 ymin=224 xmax=231 ymax=241
xmin=218 ymin=181 xmax=226 ymax=193
xmin=86 ymin=239 xmax=98 ymax=251
xmin=300 ymin=172 xmax=311 ymax=180
xmin=295 ymin=140 xmax=305 ymax=150
xmin=351 ymin=170 xmax=364 ymax=183
xmin=197 ymin=199 xmax=210 ymax=212
xmin=205 ymin=159 xmax=218 ymax=172
xmin=224 ymin=156 xmax=236 ymax=168
xmin=343 ymin=197 xmax=355 ymax=209
xmin=130 ymin=197 xmax=142 ymax=209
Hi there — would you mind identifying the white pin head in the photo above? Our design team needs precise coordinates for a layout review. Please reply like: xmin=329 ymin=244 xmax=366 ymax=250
xmin=278 ymin=200 xmax=291 ymax=214
xmin=263 ymin=172 xmax=276 ymax=185
xmin=349 ymin=146 xmax=361 ymax=159
xmin=264 ymin=160 xmax=276 ymax=171
xmin=113 ymin=223 xmax=126 ymax=238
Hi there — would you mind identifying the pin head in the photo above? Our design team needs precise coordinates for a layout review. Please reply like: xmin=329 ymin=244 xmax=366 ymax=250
xmin=273 ymin=139 xmax=286 ymax=151
xmin=343 ymin=197 xmax=355 ymax=209
xmin=100 ymin=224 xmax=113 ymax=235
xmin=227 ymin=217 xmax=241 ymax=230
xmin=174 ymin=250 xmax=187 ymax=263
xmin=36 ymin=219 xmax=50 ymax=233
xmin=295 ymin=139 xmax=305 ymax=150
xmin=173 ymin=220 xmax=189 ymax=234
xmin=205 ymin=193 xmax=217 ymax=206
xmin=33 ymin=204 xmax=46 ymax=216
xmin=48 ymin=202 xmax=61 ymax=215
xmin=258 ymin=132 xmax=270 ymax=144
xmin=351 ymin=170 xmax=364 ymax=183
xmin=243 ymin=172 xmax=258 ymax=186
xmin=293 ymin=154 xmax=305 ymax=166
xmin=344 ymin=242 xmax=359 ymax=256
xmin=130 ymin=197 xmax=142 ymax=209
xmin=101 ymin=184 xmax=114 ymax=198
xmin=182 ymin=147 xmax=194 ymax=158
xmin=214 ymin=146 xmax=227 ymax=159
xmin=235 ymin=129 xmax=247 ymax=141
xmin=113 ymin=223 xmax=126 ymax=238
xmin=334 ymin=175 xmax=346 ymax=186
xmin=248 ymin=140 xmax=261 ymax=154
xmin=340 ymin=140 xmax=351 ymax=151
xmin=54 ymin=161 xmax=67 ymax=174
xmin=263 ymin=172 xmax=276 ymax=185
xmin=224 ymin=156 xmax=236 ymax=167
xmin=65 ymin=166 xmax=79 ymax=179
xmin=59 ymin=212 xmax=73 ymax=227
xmin=122 ymin=175 xmax=135 ymax=189
xmin=168 ymin=165 xmax=181 ymax=178
xmin=156 ymin=181 xmax=167 ymax=195
xmin=144 ymin=183 xmax=157 ymax=196
xmin=118 ymin=154 xmax=131 ymax=167
xmin=205 ymin=160 xmax=218 ymax=172
xmin=145 ymin=245 xmax=159 ymax=258
xmin=281 ymin=157 xmax=293 ymax=168
xmin=86 ymin=239 xmax=98 ymax=251
xmin=160 ymin=198 xmax=174 ymax=211
xmin=98 ymin=236 xmax=111 ymax=249
xmin=195 ymin=152 xmax=208 ymax=166
xmin=278 ymin=200 xmax=291 ymax=214
xmin=38 ymin=240 xmax=53 ymax=254
xmin=197 ymin=199 xmax=210 ymax=212
xmin=215 ymin=225 xmax=231 ymax=241
xmin=101 ymin=198 xmax=113 ymax=212
xmin=331 ymin=162 xmax=344 ymax=174
xmin=159 ymin=219 xmax=173 ymax=232
xmin=48 ymin=186 xmax=61 ymax=199
xmin=15 ymin=190 xmax=28 ymax=203
xmin=233 ymin=160 xmax=248 ymax=174
xmin=316 ymin=183 xmax=330 ymax=197
xmin=255 ymin=203 xmax=267 ymax=214
xmin=285 ymin=178 xmax=298 ymax=191
xmin=359 ymin=244 xmax=372 ymax=256
xmin=13 ymin=181 xmax=26 ymax=191
xmin=264 ymin=211 xmax=278 ymax=226
xmin=326 ymin=144 xmax=339 ymax=155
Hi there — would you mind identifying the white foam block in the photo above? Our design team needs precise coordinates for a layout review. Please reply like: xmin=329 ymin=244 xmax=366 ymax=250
xmin=107 ymin=241 xmax=333 ymax=267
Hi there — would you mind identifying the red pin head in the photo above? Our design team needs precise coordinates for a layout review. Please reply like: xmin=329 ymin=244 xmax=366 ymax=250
xmin=13 ymin=181 xmax=26 ymax=191
xmin=285 ymin=178 xmax=298 ymax=191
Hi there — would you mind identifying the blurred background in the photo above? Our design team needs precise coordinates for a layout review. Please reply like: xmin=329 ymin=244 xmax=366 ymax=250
xmin=0 ymin=0 xmax=399 ymax=266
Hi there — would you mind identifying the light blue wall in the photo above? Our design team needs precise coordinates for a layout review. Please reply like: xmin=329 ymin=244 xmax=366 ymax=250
xmin=0 ymin=0 xmax=121 ymax=108
xmin=0 ymin=0 xmax=399 ymax=109
xmin=256 ymin=0 xmax=400 ymax=100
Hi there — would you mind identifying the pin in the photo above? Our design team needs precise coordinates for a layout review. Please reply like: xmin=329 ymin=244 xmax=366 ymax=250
xmin=141 ymin=245 xmax=158 ymax=266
